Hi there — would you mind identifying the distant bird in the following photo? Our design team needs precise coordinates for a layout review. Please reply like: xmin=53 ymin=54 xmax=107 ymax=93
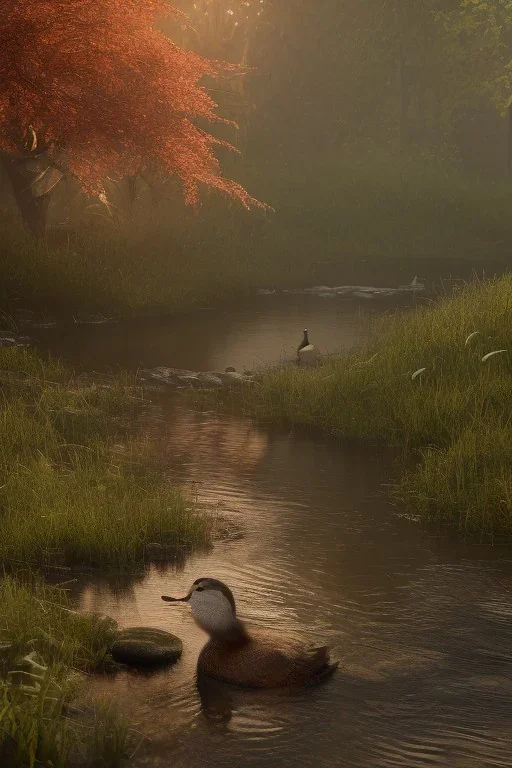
xmin=297 ymin=328 xmax=320 ymax=366
xmin=162 ymin=577 xmax=338 ymax=688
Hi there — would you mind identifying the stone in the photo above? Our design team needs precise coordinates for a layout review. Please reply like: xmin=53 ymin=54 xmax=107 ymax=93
xmin=140 ymin=366 xmax=255 ymax=390
xmin=225 ymin=366 xmax=236 ymax=373
xmin=209 ymin=371 xmax=242 ymax=386
xmin=139 ymin=366 xmax=186 ymax=384
xmin=0 ymin=335 xmax=31 ymax=348
xmin=223 ymin=371 xmax=244 ymax=384
xmin=177 ymin=374 xmax=201 ymax=388
xmin=111 ymin=627 xmax=183 ymax=667
xmin=139 ymin=367 xmax=203 ymax=388
xmin=198 ymin=372 xmax=224 ymax=388
xmin=158 ymin=366 xmax=196 ymax=378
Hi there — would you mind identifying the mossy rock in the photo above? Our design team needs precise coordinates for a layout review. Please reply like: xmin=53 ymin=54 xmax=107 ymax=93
xmin=111 ymin=627 xmax=183 ymax=667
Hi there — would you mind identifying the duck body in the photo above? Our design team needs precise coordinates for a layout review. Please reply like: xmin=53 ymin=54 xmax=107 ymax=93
xmin=298 ymin=344 xmax=320 ymax=366
xmin=198 ymin=625 xmax=337 ymax=688
xmin=162 ymin=577 xmax=338 ymax=689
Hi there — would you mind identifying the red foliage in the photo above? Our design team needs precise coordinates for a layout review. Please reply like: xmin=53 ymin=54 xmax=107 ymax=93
xmin=0 ymin=0 xmax=262 ymax=207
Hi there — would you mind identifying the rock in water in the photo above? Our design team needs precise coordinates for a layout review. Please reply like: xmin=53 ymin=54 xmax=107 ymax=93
xmin=198 ymin=372 xmax=224 ymax=388
xmin=111 ymin=627 xmax=183 ymax=667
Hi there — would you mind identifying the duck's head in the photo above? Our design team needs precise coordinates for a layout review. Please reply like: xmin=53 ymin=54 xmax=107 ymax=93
xmin=162 ymin=578 xmax=246 ymax=640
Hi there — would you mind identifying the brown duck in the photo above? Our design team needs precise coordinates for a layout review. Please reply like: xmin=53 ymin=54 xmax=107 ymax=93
xmin=162 ymin=577 xmax=338 ymax=688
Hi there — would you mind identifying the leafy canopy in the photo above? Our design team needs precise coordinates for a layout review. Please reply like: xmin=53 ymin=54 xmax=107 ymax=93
xmin=0 ymin=0 xmax=262 ymax=206
xmin=439 ymin=0 xmax=512 ymax=114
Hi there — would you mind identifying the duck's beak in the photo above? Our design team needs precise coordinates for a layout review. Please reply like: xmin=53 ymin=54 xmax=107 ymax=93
xmin=161 ymin=594 xmax=189 ymax=603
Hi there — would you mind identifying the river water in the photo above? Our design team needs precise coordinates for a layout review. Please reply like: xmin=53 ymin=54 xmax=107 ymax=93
xmin=32 ymin=293 xmax=512 ymax=768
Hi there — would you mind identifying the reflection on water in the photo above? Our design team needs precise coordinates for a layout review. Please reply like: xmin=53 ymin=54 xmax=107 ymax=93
xmin=151 ymin=402 xmax=270 ymax=475
xmin=29 ymin=293 xmax=413 ymax=373
xmin=78 ymin=403 xmax=512 ymax=768
xmin=31 ymin=294 xmax=512 ymax=767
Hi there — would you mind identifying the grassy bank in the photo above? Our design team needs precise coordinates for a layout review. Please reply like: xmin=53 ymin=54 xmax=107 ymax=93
xmin=0 ymin=575 xmax=132 ymax=767
xmin=2 ymin=153 xmax=512 ymax=316
xmin=0 ymin=346 xmax=209 ymax=566
xmin=0 ymin=345 xmax=210 ymax=765
xmin=236 ymin=274 xmax=512 ymax=541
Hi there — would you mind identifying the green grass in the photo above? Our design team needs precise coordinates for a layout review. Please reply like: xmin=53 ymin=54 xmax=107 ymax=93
xmin=0 ymin=575 xmax=117 ymax=673
xmin=0 ymin=575 xmax=133 ymax=767
xmin=0 ymin=346 xmax=209 ymax=566
xmin=0 ymin=348 xmax=209 ymax=764
xmin=235 ymin=274 xmax=512 ymax=541
xmin=0 ymin=346 xmax=207 ymax=765
xmin=2 ymin=151 xmax=512 ymax=316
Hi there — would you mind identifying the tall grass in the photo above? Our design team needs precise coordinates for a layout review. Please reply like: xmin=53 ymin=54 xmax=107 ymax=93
xmin=0 ymin=347 xmax=209 ymax=566
xmin=0 ymin=576 xmax=133 ymax=767
xmin=237 ymin=274 xmax=512 ymax=541
xmin=0 ymin=575 xmax=116 ymax=673
xmin=0 ymin=343 xmax=207 ymax=763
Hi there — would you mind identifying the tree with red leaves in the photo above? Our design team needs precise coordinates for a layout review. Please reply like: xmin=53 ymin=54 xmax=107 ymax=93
xmin=0 ymin=0 xmax=261 ymax=236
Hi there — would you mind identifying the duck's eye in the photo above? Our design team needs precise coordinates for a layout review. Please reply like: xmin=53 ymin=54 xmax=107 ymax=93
xmin=196 ymin=586 xmax=204 ymax=592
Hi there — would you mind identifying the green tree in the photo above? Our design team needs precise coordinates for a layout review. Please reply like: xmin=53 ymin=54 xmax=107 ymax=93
xmin=440 ymin=0 xmax=512 ymax=171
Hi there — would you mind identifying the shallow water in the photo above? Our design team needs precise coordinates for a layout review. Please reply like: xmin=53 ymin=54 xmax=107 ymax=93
xmin=30 ymin=292 xmax=408 ymax=373
xmin=35 ymin=294 xmax=512 ymax=768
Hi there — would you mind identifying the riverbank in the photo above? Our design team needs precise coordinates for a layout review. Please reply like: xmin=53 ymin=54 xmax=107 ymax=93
xmin=235 ymin=274 xmax=512 ymax=542
xmin=0 ymin=575 xmax=134 ymax=767
xmin=0 ymin=346 xmax=209 ymax=567
xmin=0 ymin=346 xmax=210 ymax=765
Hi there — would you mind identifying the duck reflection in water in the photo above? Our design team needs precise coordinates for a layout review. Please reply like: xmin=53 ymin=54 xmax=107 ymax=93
xmin=196 ymin=672 xmax=235 ymax=724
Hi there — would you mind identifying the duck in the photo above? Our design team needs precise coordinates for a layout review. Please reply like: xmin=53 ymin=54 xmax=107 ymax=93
xmin=297 ymin=328 xmax=320 ymax=366
xmin=162 ymin=577 xmax=338 ymax=689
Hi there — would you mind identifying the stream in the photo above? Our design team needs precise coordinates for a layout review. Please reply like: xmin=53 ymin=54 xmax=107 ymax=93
xmin=32 ymin=293 xmax=512 ymax=768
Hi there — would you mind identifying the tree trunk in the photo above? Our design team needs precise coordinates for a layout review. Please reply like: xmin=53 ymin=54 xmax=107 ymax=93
xmin=1 ymin=156 xmax=50 ymax=238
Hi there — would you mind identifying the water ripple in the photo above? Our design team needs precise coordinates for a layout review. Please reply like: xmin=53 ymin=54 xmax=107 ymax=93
xmin=78 ymin=402 xmax=512 ymax=768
